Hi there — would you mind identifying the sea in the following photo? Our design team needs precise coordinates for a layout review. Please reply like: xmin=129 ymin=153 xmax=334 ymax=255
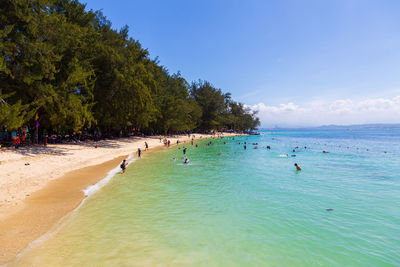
xmin=10 ymin=129 xmax=400 ymax=266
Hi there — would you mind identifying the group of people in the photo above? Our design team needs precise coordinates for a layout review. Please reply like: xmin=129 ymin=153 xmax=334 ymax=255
xmin=120 ymin=135 xmax=303 ymax=173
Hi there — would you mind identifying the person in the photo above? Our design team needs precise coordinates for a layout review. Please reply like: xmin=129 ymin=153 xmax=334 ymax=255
xmin=145 ymin=141 xmax=149 ymax=150
xmin=184 ymin=158 xmax=189 ymax=164
xmin=294 ymin=163 xmax=301 ymax=171
xmin=120 ymin=159 xmax=127 ymax=173
xmin=244 ymin=145 xmax=247 ymax=150
xmin=183 ymin=147 xmax=187 ymax=154
xmin=138 ymin=148 xmax=142 ymax=158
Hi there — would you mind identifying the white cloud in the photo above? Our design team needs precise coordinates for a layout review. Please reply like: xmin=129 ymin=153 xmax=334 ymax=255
xmin=250 ymin=96 xmax=400 ymax=127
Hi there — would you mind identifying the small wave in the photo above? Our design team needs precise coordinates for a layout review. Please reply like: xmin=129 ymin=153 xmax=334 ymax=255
xmin=83 ymin=155 xmax=136 ymax=197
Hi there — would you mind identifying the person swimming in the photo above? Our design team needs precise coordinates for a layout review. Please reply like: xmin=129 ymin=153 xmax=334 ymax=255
xmin=294 ymin=163 xmax=301 ymax=171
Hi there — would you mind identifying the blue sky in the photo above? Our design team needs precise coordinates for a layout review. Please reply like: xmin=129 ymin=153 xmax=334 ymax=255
xmin=83 ymin=0 xmax=400 ymax=126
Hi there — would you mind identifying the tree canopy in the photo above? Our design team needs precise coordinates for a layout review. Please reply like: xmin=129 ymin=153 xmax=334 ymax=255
xmin=0 ymin=0 xmax=259 ymax=138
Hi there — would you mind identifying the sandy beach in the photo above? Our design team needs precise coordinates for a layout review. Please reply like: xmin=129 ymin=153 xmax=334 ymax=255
xmin=0 ymin=133 xmax=236 ymax=264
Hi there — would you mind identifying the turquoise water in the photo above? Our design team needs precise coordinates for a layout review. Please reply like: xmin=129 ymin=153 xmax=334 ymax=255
xmin=12 ymin=130 xmax=400 ymax=266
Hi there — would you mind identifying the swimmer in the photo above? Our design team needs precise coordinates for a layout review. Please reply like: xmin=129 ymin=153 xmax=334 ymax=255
xmin=294 ymin=163 xmax=301 ymax=171
xmin=244 ymin=145 xmax=247 ymax=150
xmin=171 ymin=158 xmax=176 ymax=161
xmin=266 ymin=145 xmax=271 ymax=149
xmin=291 ymin=155 xmax=296 ymax=157
xmin=183 ymin=158 xmax=189 ymax=164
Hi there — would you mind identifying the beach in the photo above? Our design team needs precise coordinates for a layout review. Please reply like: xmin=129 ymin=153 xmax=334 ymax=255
xmin=0 ymin=134 xmax=233 ymax=264
xmin=6 ymin=129 xmax=400 ymax=266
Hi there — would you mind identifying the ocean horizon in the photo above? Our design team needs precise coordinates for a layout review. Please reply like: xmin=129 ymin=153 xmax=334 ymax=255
xmin=11 ymin=129 xmax=400 ymax=266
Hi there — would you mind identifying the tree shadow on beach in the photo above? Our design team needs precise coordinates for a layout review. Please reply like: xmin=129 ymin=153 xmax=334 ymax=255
xmin=2 ymin=136 xmax=158 ymax=157
xmin=3 ymin=145 xmax=70 ymax=157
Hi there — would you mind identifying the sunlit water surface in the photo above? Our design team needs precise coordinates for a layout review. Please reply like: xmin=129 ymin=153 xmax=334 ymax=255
xmin=11 ymin=129 xmax=400 ymax=266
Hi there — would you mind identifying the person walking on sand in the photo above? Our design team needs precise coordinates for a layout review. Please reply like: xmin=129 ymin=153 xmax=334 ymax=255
xmin=138 ymin=148 xmax=142 ymax=158
xmin=294 ymin=163 xmax=302 ymax=171
xmin=145 ymin=141 xmax=149 ymax=150
xmin=120 ymin=159 xmax=127 ymax=173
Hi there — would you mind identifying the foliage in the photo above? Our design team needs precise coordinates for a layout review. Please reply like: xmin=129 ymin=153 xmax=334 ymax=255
xmin=0 ymin=0 xmax=259 ymax=137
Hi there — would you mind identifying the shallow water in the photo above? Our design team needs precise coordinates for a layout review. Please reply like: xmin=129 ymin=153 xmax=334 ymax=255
xmin=11 ymin=130 xmax=400 ymax=266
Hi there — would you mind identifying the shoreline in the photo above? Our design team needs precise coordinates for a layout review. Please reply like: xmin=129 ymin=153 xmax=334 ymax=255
xmin=0 ymin=133 xmax=240 ymax=264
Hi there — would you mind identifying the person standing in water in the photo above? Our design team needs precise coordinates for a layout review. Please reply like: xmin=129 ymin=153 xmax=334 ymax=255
xmin=183 ymin=147 xmax=187 ymax=154
xmin=120 ymin=159 xmax=127 ymax=173
xmin=294 ymin=163 xmax=301 ymax=171
xmin=137 ymin=148 xmax=142 ymax=158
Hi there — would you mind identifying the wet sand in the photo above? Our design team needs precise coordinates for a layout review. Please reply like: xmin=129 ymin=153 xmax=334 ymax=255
xmin=0 ymin=156 xmax=125 ymax=264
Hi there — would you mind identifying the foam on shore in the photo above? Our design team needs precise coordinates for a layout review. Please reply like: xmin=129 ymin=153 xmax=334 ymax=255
xmin=83 ymin=154 xmax=136 ymax=197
